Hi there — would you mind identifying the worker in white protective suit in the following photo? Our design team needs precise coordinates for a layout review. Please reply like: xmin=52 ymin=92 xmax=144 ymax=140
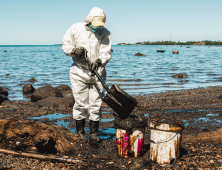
xmin=62 ymin=7 xmax=112 ymax=141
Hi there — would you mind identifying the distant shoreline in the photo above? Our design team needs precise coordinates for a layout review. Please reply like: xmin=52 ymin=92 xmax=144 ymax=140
xmin=1 ymin=43 xmax=221 ymax=46
xmin=118 ymin=40 xmax=222 ymax=46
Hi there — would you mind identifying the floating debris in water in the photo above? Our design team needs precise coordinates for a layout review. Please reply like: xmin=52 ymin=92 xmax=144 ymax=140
xmin=172 ymin=73 xmax=188 ymax=78
xmin=134 ymin=52 xmax=145 ymax=56
xmin=28 ymin=77 xmax=36 ymax=82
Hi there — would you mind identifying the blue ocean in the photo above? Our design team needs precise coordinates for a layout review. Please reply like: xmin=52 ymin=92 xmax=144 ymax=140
xmin=1 ymin=45 xmax=222 ymax=101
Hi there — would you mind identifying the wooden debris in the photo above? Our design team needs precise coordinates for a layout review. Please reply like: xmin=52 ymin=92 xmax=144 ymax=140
xmin=0 ymin=148 xmax=83 ymax=164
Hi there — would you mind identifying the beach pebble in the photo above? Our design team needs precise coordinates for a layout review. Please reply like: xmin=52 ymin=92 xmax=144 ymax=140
xmin=209 ymin=160 xmax=214 ymax=163
xmin=106 ymin=162 xmax=114 ymax=165
xmin=191 ymin=147 xmax=198 ymax=152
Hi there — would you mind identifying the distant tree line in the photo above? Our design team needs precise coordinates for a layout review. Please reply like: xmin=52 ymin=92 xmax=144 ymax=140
xmin=117 ymin=40 xmax=222 ymax=45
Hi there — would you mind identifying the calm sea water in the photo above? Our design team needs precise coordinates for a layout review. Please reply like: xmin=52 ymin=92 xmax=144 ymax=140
xmin=1 ymin=45 xmax=222 ymax=101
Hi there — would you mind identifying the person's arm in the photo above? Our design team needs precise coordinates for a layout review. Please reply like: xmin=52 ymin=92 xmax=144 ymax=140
xmin=62 ymin=25 xmax=76 ymax=57
xmin=97 ymin=29 xmax=112 ymax=66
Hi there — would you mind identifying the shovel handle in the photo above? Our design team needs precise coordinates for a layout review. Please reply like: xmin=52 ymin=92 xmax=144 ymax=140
xmin=84 ymin=51 xmax=110 ymax=93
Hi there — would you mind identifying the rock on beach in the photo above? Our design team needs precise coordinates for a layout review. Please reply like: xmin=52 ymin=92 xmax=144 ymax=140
xmin=0 ymin=118 xmax=78 ymax=155
xmin=0 ymin=94 xmax=9 ymax=105
xmin=172 ymin=73 xmax=188 ymax=78
xmin=134 ymin=52 xmax=146 ymax=56
xmin=0 ymin=86 xmax=8 ymax=96
xmin=54 ymin=84 xmax=71 ymax=92
xmin=22 ymin=83 xmax=35 ymax=94
xmin=29 ymin=84 xmax=74 ymax=107
xmin=31 ymin=85 xmax=61 ymax=102
xmin=35 ymin=96 xmax=74 ymax=107
xmin=54 ymin=85 xmax=73 ymax=97
xmin=28 ymin=77 xmax=36 ymax=82
xmin=0 ymin=100 xmax=12 ymax=106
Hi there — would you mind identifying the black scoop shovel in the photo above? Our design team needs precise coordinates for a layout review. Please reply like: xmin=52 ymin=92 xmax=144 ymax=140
xmin=84 ymin=52 xmax=138 ymax=120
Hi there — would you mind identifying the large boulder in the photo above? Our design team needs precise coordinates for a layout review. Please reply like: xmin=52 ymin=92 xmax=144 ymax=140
xmin=0 ymin=118 xmax=78 ymax=155
xmin=22 ymin=83 xmax=35 ymax=94
xmin=54 ymin=85 xmax=73 ymax=98
xmin=54 ymin=85 xmax=71 ymax=93
xmin=61 ymin=90 xmax=73 ymax=98
xmin=31 ymin=85 xmax=61 ymax=102
xmin=63 ymin=96 xmax=75 ymax=107
xmin=0 ymin=86 xmax=8 ymax=96
xmin=0 ymin=94 xmax=9 ymax=105
xmin=35 ymin=96 xmax=74 ymax=107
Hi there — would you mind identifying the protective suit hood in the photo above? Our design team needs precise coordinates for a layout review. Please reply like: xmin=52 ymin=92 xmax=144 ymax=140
xmin=83 ymin=7 xmax=106 ymax=25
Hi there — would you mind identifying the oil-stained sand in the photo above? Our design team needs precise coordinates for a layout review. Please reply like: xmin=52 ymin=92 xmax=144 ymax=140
xmin=0 ymin=86 xmax=222 ymax=169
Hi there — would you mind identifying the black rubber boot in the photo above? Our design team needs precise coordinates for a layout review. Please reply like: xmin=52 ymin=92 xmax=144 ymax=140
xmin=76 ymin=119 xmax=87 ymax=140
xmin=89 ymin=120 xmax=101 ymax=142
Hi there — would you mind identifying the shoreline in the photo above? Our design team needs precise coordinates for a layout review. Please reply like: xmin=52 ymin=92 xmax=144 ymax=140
xmin=0 ymin=86 xmax=222 ymax=169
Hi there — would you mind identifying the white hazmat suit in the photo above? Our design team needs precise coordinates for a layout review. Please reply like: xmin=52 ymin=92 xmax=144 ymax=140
xmin=62 ymin=7 xmax=112 ymax=123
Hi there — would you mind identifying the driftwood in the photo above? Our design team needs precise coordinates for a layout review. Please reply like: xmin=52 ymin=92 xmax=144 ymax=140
xmin=0 ymin=148 xmax=83 ymax=164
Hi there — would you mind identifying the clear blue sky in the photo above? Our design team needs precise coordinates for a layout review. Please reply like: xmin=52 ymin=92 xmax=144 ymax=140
xmin=1 ymin=0 xmax=222 ymax=45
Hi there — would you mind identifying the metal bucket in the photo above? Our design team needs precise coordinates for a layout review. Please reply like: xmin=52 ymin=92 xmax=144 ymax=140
xmin=116 ymin=128 xmax=144 ymax=158
xmin=150 ymin=122 xmax=183 ymax=165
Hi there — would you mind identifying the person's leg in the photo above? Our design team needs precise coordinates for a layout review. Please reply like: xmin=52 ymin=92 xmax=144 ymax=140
xmin=70 ymin=67 xmax=90 ymax=140
xmin=75 ymin=119 xmax=86 ymax=140
xmin=89 ymin=120 xmax=100 ymax=141
xmin=88 ymin=81 xmax=104 ymax=141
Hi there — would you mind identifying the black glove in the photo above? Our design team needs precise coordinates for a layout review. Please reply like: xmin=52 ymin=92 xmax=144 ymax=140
xmin=90 ymin=58 xmax=102 ymax=73
xmin=71 ymin=46 xmax=87 ymax=57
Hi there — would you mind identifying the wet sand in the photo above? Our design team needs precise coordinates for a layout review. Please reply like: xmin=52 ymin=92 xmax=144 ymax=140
xmin=0 ymin=86 xmax=222 ymax=169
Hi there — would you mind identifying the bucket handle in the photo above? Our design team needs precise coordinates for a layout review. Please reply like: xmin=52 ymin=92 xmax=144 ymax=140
xmin=151 ymin=130 xmax=179 ymax=144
